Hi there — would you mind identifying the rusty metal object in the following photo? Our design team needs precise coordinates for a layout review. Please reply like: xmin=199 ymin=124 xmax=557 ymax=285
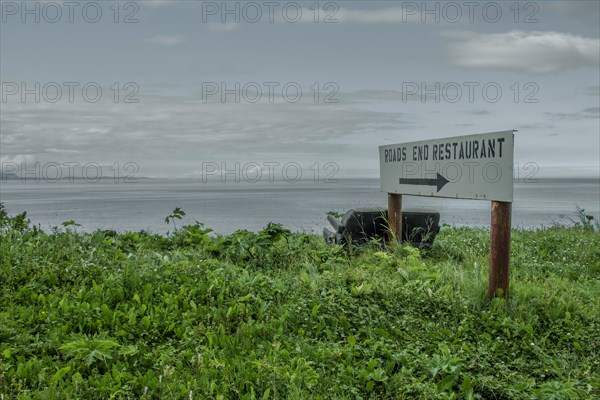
xmin=323 ymin=207 xmax=440 ymax=248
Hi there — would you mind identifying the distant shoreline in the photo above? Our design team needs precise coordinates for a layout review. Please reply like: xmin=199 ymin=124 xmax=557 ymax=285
xmin=2 ymin=176 xmax=599 ymax=183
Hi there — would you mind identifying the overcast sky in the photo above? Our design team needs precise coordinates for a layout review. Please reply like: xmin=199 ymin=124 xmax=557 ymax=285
xmin=1 ymin=0 xmax=599 ymax=178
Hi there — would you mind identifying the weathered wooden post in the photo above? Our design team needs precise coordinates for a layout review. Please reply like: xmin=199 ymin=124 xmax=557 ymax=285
xmin=387 ymin=193 xmax=402 ymax=242
xmin=488 ymin=201 xmax=512 ymax=298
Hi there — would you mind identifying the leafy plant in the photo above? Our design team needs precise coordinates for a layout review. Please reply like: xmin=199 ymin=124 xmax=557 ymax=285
xmin=174 ymin=222 xmax=213 ymax=247
xmin=60 ymin=333 xmax=121 ymax=367
xmin=0 ymin=207 xmax=598 ymax=398
xmin=326 ymin=210 xmax=344 ymax=219
xmin=0 ymin=202 xmax=7 ymax=221
xmin=572 ymin=206 xmax=599 ymax=231
xmin=164 ymin=207 xmax=186 ymax=232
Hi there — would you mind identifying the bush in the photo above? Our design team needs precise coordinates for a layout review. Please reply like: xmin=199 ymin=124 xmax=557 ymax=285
xmin=0 ymin=207 xmax=598 ymax=399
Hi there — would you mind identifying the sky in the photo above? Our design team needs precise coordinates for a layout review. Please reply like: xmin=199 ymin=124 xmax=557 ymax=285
xmin=1 ymin=0 xmax=599 ymax=179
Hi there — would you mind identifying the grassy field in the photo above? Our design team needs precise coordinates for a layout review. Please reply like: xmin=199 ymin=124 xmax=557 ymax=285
xmin=1 ymin=206 xmax=599 ymax=399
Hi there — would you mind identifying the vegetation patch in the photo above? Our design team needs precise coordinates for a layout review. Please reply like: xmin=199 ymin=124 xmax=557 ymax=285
xmin=0 ymin=205 xmax=599 ymax=399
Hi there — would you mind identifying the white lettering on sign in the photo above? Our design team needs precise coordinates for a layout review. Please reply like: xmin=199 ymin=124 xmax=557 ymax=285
xmin=379 ymin=130 xmax=514 ymax=201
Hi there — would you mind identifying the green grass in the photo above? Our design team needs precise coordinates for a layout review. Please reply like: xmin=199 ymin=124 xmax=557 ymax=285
xmin=0 ymin=207 xmax=599 ymax=399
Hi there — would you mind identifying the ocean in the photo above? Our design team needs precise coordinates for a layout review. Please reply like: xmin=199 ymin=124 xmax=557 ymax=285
xmin=0 ymin=178 xmax=598 ymax=234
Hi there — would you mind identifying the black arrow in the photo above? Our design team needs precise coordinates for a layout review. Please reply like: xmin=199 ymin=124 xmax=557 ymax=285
xmin=398 ymin=173 xmax=449 ymax=192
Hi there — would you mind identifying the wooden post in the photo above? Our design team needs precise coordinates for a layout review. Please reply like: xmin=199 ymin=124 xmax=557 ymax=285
xmin=387 ymin=193 xmax=402 ymax=242
xmin=488 ymin=201 xmax=511 ymax=298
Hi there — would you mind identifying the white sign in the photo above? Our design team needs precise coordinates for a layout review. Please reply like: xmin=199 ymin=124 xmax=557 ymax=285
xmin=379 ymin=130 xmax=514 ymax=202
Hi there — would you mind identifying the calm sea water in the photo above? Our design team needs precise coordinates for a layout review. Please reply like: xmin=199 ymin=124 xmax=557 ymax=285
xmin=0 ymin=178 xmax=598 ymax=234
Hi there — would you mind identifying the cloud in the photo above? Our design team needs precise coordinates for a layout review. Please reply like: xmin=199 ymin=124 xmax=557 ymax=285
xmin=586 ymin=86 xmax=600 ymax=96
xmin=143 ymin=0 xmax=176 ymax=8
xmin=544 ymin=110 xmax=600 ymax=121
xmin=518 ymin=123 xmax=556 ymax=130
xmin=340 ymin=87 xmax=477 ymax=103
xmin=542 ymin=1 xmax=600 ymax=18
xmin=205 ymin=22 xmax=239 ymax=33
xmin=321 ymin=5 xmax=467 ymax=24
xmin=3 ymin=90 xmax=598 ymax=178
xmin=443 ymin=30 xmax=600 ymax=74
xmin=0 ymin=154 xmax=37 ymax=164
xmin=146 ymin=35 xmax=185 ymax=46
xmin=335 ymin=7 xmax=410 ymax=23
xmin=462 ymin=110 xmax=490 ymax=115
xmin=340 ymin=90 xmax=407 ymax=103
xmin=0 ymin=93 xmax=408 ymax=177
xmin=44 ymin=148 xmax=81 ymax=154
